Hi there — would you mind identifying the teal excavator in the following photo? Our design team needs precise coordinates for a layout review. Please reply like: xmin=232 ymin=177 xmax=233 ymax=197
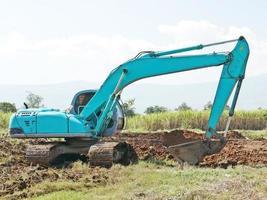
xmin=9 ymin=36 xmax=249 ymax=167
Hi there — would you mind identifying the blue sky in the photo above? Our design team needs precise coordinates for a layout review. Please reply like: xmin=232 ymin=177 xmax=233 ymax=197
xmin=0 ymin=0 xmax=266 ymax=85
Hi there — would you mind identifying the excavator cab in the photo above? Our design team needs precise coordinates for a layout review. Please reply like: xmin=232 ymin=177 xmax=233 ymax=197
xmin=70 ymin=90 xmax=125 ymax=134
xmin=70 ymin=90 xmax=96 ymax=115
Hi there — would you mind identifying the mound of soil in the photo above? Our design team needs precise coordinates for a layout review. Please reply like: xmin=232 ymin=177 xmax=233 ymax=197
xmin=112 ymin=130 xmax=266 ymax=167
xmin=108 ymin=130 xmax=202 ymax=160
xmin=201 ymin=140 xmax=267 ymax=168
xmin=225 ymin=130 xmax=247 ymax=139
xmin=111 ymin=130 xmax=251 ymax=162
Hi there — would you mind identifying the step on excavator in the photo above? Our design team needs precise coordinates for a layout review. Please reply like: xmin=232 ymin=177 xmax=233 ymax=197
xmin=9 ymin=36 xmax=249 ymax=167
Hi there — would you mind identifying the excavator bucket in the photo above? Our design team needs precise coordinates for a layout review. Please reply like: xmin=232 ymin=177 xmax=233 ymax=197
xmin=168 ymin=139 xmax=227 ymax=165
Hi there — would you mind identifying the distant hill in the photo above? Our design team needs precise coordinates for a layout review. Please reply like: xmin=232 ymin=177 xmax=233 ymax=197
xmin=0 ymin=74 xmax=266 ymax=113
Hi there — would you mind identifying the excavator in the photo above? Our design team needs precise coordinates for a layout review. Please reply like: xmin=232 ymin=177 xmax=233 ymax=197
xmin=9 ymin=36 xmax=249 ymax=167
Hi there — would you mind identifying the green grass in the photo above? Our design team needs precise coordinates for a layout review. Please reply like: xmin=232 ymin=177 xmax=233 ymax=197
xmin=126 ymin=110 xmax=267 ymax=131
xmin=0 ymin=128 xmax=8 ymax=137
xmin=26 ymin=162 xmax=267 ymax=200
xmin=240 ymin=129 xmax=267 ymax=139
xmin=0 ymin=112 xmax=11 ymax=130
xmin=121 ymin=129 xmax=267 ymax=140
xmin=1 ymin=110 xmax=267 ymax=131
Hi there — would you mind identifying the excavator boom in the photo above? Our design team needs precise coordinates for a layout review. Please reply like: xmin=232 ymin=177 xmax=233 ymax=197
xmin=81 ymin=36 xmax=249 ymax=139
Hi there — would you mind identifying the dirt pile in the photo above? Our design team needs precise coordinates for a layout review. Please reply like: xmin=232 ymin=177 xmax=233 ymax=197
xmin=109 ymin=130 xmax=202 ymax=160
xmin=113 ymin=130 xmax=266 ymax=167
xmin=201 ymin=140 xmax=267 ymax=168
xmin=225 ymin=130 xmax=247 ymax=139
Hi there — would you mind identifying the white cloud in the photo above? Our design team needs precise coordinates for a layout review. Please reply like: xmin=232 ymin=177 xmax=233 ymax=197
xmin=157 ymin=20 xmax=266 ymax=80
xmin=158 ymin=20 xmax=255 ymax=44
xmin=0 ymin=33 xmax=155 ymax=85
xmin=0 ymin=20 xmax=266 ymax=86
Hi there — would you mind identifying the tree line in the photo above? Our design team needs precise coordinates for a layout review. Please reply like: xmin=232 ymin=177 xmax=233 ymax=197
xmin=122 ymin=99 xmax=232 ymax=117
xmin=0 ymin=92 xmax=43 ymax=113
xmin=0 ymin=94 xmax=262 ymax=119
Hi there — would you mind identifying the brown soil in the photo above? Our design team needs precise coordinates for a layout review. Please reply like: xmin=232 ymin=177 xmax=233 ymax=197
xmin=0 ymin=138 xmax=109 ymax=199
xmin=0 ymin=129 xmax=266 ymax=199
xmin=110 ymin=130 xmax=265 ymax=168
xmin=201 ymin=140 xmax=267 ymax=168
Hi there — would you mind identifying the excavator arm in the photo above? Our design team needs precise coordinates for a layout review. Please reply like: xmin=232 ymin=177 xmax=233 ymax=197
xmin=81 ymin=36 xmax=249 ymax=140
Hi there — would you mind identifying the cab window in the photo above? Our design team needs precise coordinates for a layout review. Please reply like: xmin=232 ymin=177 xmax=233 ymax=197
xmin=74 ymin=92 xmax=95 ymax=114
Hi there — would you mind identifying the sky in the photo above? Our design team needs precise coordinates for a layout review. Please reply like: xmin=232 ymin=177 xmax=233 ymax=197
xmin=0 ymin=0 xmax=266 ymax=86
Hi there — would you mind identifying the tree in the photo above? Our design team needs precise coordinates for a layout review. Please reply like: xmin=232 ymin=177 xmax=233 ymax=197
xmin=204 ymin=101 xmax=230 ymax=110
xmin=203 ymin=101 xmax=213 ymax=110
xmin=26 ymin=92 xmax=44 ymax=108
xmin=0 ymin=102 xmax=17 ymax=113
xmin=175 ymin=102 xmax=192 ymax=111
xmin=145 ymin=105 xmax=168 ymax=114
xmin=121 ymin=99 xmax=136 ymax=117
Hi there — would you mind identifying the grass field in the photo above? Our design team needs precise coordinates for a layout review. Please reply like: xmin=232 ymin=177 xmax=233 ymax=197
xmin=1 ymin=110 xmax=266 ymax=131
xmin=23 ymin=162 xmax=267 ymax=200
xmin=126 ymin=110 xmax=267 ymax=131
xmin=240 ymin=129 xmax=267 ymax=139
xmin=0 ymin=112 xmax=11 ymax=129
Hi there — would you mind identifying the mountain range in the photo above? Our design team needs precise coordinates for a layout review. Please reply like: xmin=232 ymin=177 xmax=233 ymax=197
xmin=0 ymin=74 xmax=266 ymax=113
